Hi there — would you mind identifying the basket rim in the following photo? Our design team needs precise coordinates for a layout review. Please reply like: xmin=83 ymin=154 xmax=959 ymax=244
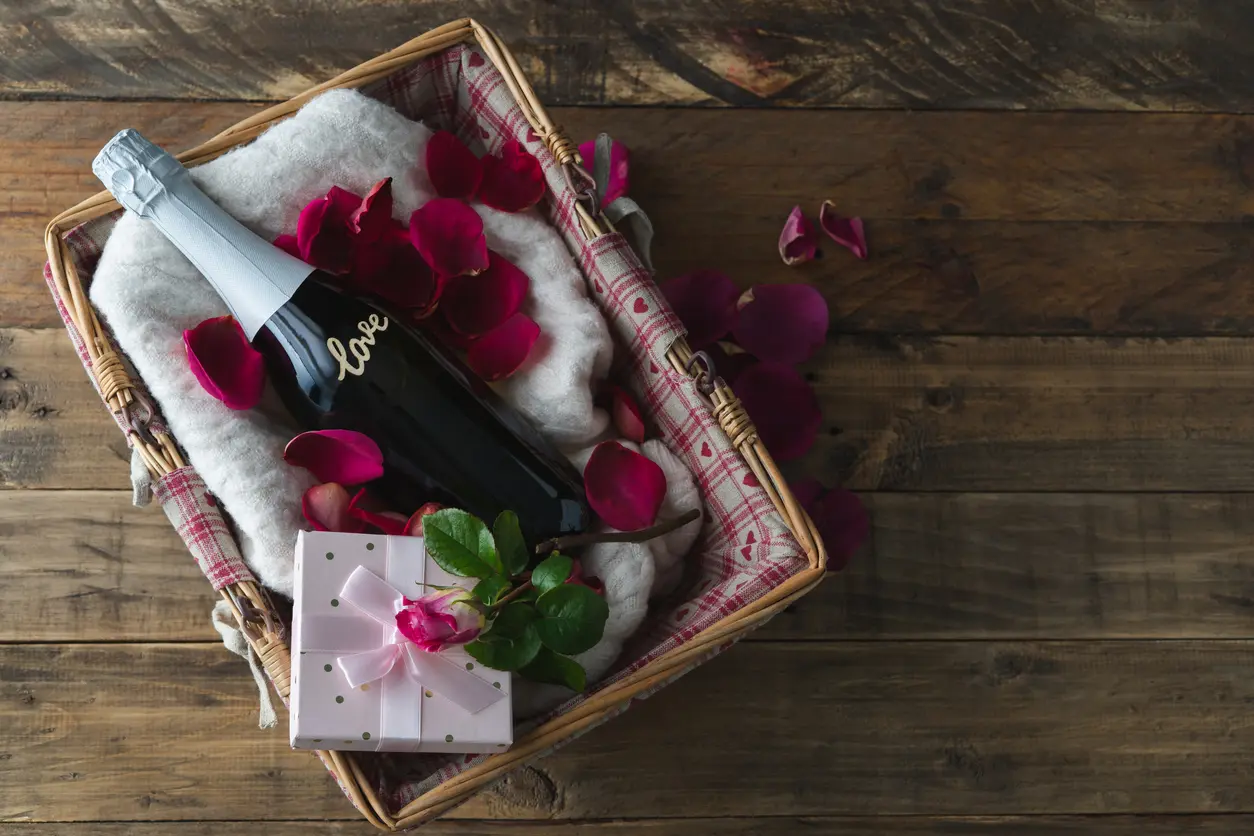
xmin=41 ymin=17 xmax=830 ymax=832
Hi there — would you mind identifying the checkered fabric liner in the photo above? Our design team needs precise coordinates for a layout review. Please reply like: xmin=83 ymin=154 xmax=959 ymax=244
xmin=42 ymin=40 xmax=812 ymax=819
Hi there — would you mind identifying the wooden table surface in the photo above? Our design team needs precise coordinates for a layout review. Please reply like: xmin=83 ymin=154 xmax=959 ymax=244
xmin=6 ymin=3 xmax=1254 ymax=834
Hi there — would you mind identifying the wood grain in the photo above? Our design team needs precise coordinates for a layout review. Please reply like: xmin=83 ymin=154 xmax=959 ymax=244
xmin=20 ymin=489 xmax=1254 ymax=644
xmin=6 ymin=642 xmax=1254 ymax=821
xmin=4 ymin=817 xmax=1254 ymax=835
xmin=5 ymin=1 xmax=1254 ymax=110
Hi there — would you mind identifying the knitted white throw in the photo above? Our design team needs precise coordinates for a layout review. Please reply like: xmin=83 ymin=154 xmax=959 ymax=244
xmin=90 ymin=90 xmax=699 ymax=698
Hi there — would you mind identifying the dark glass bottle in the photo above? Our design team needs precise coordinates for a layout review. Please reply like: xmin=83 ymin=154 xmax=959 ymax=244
xmin=94 ymin=129 xmax=587 ymax=539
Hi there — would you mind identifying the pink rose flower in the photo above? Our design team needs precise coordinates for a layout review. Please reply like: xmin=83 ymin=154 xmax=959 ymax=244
xmin=395 ymin=587 xmax=485 ymax=652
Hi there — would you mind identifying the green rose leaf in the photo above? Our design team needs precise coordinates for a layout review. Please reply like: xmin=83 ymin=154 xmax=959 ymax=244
xmin=465 ymin=623 xmax=541 ymax=672
xmin=492 ymin=511 xmax=531 ymax=576
xmin=472 ymin=575 xmax=512 ymax=606
xmin=534 ymin=584 xmax=609 ymax=655
xmin=520 ymin=646 xmax=587 ymax=692
xmin=484 ymin=601 xmax=538 ymax=640
xmin=530 ymin=552 xmax=572 ymax=596
xmin=424 ymin=509 xmax=500 ymax=578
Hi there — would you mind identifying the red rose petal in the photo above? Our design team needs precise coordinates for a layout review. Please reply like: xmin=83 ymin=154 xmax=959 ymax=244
xmin=183 ymin=315 xmax=266 ymax=410
xmin=708 ymin=341 xmax=757 ymax=387
xmin=297 ymin=187 xmax=363 ymax=275
xmin=661 ymin=269 xmax=740 ymax=350
xmin=302 ymin=483 xmax=365 ymax=533
xmin=792 ymin=482 xmax=868 ymax=572
xmin=732 ymin=363 xmax=822 ymax=462
xmin=441 ymin=250 xmax=529 ymax=336
xmin=608 ymin=383 xmax=646 ymax=443
xmin=409 ymin=198 xmax=489 ymax=278
xmin=583 ymin=441 xmax=667 ymax=531
xmin=578 ymin=137 xmax=630 ymax=208
xmin=819 ymin=201 xmax=868 ymax=260
xmin=733 ymin=284 xmax=829 ymax=365
xmin=422 ymin=314 xmax=479 ymax=350
xmin=427 ymin=131 xmax=483 ymax=200
xmin=779 ymin=205 xmax=818 ymax=266
xmin=347 ymin=488 xmax=408 ymax=535
xmin=349 ymin=178 xmax=393 ymax=243
xmin=478 ymin=140 xmax=545 ymax=213
xmin=404 ymin=502 xmax=446 ymax=536
xmin=284 ymin=429 xmax=385 ymax=485
xmin=274 ymin=234 xmax=301 ymax=259
xmin=355 ymin=226 xmax=441 ymax=314
xmin=466 ymin=312 xmax=541 ymax=381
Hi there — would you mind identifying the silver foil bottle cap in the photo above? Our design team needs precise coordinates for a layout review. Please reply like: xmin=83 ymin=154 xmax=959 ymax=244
xmin=92 ymin=129 xmax=189 ymax=217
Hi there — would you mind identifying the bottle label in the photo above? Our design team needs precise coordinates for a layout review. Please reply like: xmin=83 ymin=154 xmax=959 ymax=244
xmin=328 ymin=314 xmax=389 ymax=380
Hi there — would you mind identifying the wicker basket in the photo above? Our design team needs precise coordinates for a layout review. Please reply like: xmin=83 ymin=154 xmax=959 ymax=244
xmin=42 ymin=18 xmax=828 ymax=831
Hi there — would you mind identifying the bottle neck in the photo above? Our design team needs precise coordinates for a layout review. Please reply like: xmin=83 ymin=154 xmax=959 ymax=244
xmin=95 ymin=130 xmax=314 ymax=339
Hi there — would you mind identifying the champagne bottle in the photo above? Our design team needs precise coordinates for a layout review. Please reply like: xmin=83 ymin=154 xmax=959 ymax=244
xmin=94 ymin=129 xmax=588 ymax=540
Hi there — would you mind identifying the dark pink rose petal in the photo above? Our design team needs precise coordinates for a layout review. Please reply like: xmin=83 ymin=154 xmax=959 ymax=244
xmin=441 ymin=250 xmax=529 ymax=336
xmin=427 ymin=131 xmax=483 ymax=200
xmin=347 ymin=488 xmax=408 ymax=535
xmin=732 ymin=363 xmax=822 ymax=462
xmin=578 ymin=137 xmax=630 ymax=208
xmin=409 ymin=198 xmax=489 ymax=278
xmin=422 ymin=314 xmax=479 ymax=350
xmin=349 ymin=178 xmax=393 ymax=243
xmin=326 ymin=186 xmax=362 ymax=221
xmin=733 ymin=284 xmax=829 ymax=365
xmin=297 ymin=187 xmax=363 ymax=275
xmin=354 ymin=226 xmax=441 ymax=314
xmin=819 ymin=201 xmax=868 ymax=260
xmin=183 ymin=315 xmax=266 ymax=410
xmin=274 ymin=234 xmax=301 ymax=259
xmin=466 ymin=312 xmax=541 ymax=381
xmin=478 ymin=140 xmax=545 ymax=213
xmin=608 ymin=384 xmax=646 ymax=443
xmin=404 ymin=502 xmax=446 ymax=536
xmin=791 ymin=481 xmax=868 ymax=572
xmin=708 ymin=341 xmax=757 ymax=387
xmin=284 ymin=429 xmax=385 ymax=485
xmin=779 ymin=205 xmax=818 ymax=266
xmin=661 ymin=269 xmax=740 ymax=350
xmin=302 ymin=483 xmax=365 ymax=533
xmin=583 ymin=441 xmax=668 ymax=531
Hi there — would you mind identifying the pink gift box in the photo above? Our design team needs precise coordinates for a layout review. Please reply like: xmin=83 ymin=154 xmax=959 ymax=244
xmin=290 ymin=530 xmax=513 ymax=754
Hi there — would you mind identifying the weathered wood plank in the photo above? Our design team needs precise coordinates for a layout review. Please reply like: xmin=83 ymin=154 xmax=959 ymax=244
xmin=6 ymin=1 xmax=1254 ymax=110
xmin=4 ymin=817 xmax=1254 ymax=835
xmin=20 ymin=490 xmax=1254 ymax=643
xmin=5 ymin=642 xmax=1254 ymax=820
xmin=18 ymin=328 xmax=1254 ymax=492
xmin=13 ymin=102 xmax=1254 ymax=335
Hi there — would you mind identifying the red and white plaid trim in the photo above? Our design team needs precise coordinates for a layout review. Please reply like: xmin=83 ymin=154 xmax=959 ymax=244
xmin=44 ymin=38 xmax=815 ymax=820
xmin=153 ymin=466 xmax=255 ymax=590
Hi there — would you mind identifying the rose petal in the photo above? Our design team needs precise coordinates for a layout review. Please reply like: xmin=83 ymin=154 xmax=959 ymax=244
xmin=346 ymin=488 xmax=408 ymax=535
xmin=421 ymin=314 xmax=479 ymax=350
xmin=733 ymin=284 xmax=829 ymax=365
xmin=355 ymin=226 xmax=441 ymax=313
xmin=302 ymin=483 xmax=365 ymax=533
xmin=466 ymin=312 xmax=541 ymax=381
xmin=792 ymin=482 xmax=868 ymax=572
xmin=409 ymin=198 xmax=489 ymax=278
xmin=441 ymin=250 xmax=530 ymax=336
xmin=583 ymin=441 xmax=668 ymax=531
xmin=661 ymin=269 xmax=740 ymax=350
xmin=403 ymin=502 xmax=446 ymax=536
xmin=478 ymin=140 xmax=545 ymax=213
xmin=708 ymin=341 xmax=757 ymax=387
xmin=608 ymin=384 xmax=646 ymax=443
xmin=819 ymin=201 xmax=868 ymax=260
xmin=578 ymin=137 xmax=630 ymax=208
xmin=297 ymin=188 xmax=362 ymax=275
xmin=284 ymin=429 xmax=385 ymax=485
xmin=732 ymin=363 xmax=822 ymax=462
xmin=427 ymin=131 xmax=484 ymax=200
xmin=349 ymin=178 xmax=393 ymax=243
xmin=779 ymin=205 xmax=818 ymax=266
xmin=183 ymin=316 xmax=266 ymax=410
xmin=274 ymin=234 xmax=301 ymax=259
